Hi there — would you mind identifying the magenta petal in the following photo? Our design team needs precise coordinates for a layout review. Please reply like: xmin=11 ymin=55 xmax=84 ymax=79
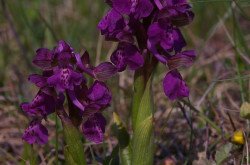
xmin=154 ymin=0 xmax=166 ymax=10
xmin=20 ymin=103 xmax=34 ymax=116
xmin=167 ymin=50 xmax=196 ymax=69
xmin=111 ymin=43 xmax=144 ymax=71
xmin=110 ymin=49 xmax=127 ymax=71
xmin=87 ymin=81 xmax=112 ymax=108
xmin=127 ymin=51 xmax=144 ymax=70
xmin=112 ymin=0 xmax=153 ymax=19
xmin=134 ymin=0 xmax=154 ymax=18
xmin=147 ymin=22 xmax=187 ymax=63
xmin=98 ymin=9 xmax=133 ymax=42
xmin=112 ymin=0 xmax=131 ymax=15
xmin=82 ymin=113 xmax=106 ymax=143
xmin=21 ymin=90 xmax=56 ymax=117
xmin=55 ymin=40 xmax=73 ymax=54
xmin=163 ymin=70 xmax=189 ymax=100
xmin=47 ymin=68 xmax=83 ymax=92
xmin=22 ymin=121 xmax=48 ymax=145
xmin=33 ymin=48 xmax=53 ymax=69
xmin=67 ymin=90 xmax=85 ymax=111
xmin=28 ymin=74 xmax=47 ymax=88
xmin=156 ymin=0 xmax=194 ymax=27
xmin=57 ymin=52 xmax=73 ymax=67
xmin=75 ymin=53 xmax=94 ymax=76
xmin=147 ymin=23 xmax=170 ymax=63
xmin=147 ymin=40 xmax=168 ymax=64
xmin=172 ymin=28 xmax=186 ymax=52
xmin=93 ymin=62 xmax=117 ymax=81
xmin=98 ymin=9 xmax=124 ymax=32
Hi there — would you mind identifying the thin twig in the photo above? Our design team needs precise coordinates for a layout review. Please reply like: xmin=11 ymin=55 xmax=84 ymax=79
xmin=178 ymin=102 xmax=193 ymax=131
xmin=226 ymin=112 xmax=237 ymax=131
xmin=178 ymin=102 xmax=195 ymax=163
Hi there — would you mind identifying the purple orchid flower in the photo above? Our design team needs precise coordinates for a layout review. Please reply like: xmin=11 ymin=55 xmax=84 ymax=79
xmin=93 ymin=62 xmax=118 ymax=81
xmin=32 ymin=48 xmax=54 ymax=70
xmin=111 ymin=0 xmax=154 ymax=19
xmin=167 ymin=50 xmax=196 ymax=70
xmin=110 ymin=42 xmax=144 ymax=72
xmin=86 ymin=81 xmax=112 ymax=110
xmin=163 ymin=69 xmax=189 ymax=100
xmin=54 ymin=40 xmax=75 ymax=68
xmin=98 ymin=9 xmax=133 ymax=42
xmin=22 ymin=40 xmax=114 ymax=145
xmin=28 ymin=70 xmax=54 ymax=88
xmin=21 ymin=90 xmax=56 ymax=117
xmin=32 ymin=40 xmax=74 ymax=70
xmin=155 ymin=0 xmax=194 ymax=26
xmin=147 ymin=22 xmax=186 ymax=63
xmin=75 ymin=52 xmax=118 ymax=82
xmin=82 ymin=113 xmax=106 ymax=143
xmin=69 ymin=80 xmax=112 ymax=112
xmin=47 ymin=67 xmax=84 ymax=92
xmin=99 ymin=0 xmax=195 ymax=101
xmin=54 ymin=40 xmax=74 ymax=54
xmin=22 ymin=120 xmax=48 ymax=145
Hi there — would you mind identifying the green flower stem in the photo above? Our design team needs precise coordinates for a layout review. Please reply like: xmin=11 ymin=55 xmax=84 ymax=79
xmin=131 ymin=52 xmax=157 ymax=165
xmin=131 ymin=56 xmax=158 ymax=130
xmin=55 ymin=114 xmax=59 ymax=165
xmin=131 ymin=74 xmax=155 ymax=165
xmin=131 ymin=68 xmax=147 ymax=130
xmin=62 ymin=120 xmax=86 ymax=165
xmin=57 ymin=108 xmax=86 ymax=165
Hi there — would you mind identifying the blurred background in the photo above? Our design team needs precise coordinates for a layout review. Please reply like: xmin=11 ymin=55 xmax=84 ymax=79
xmin=0 ymin=0 xmax=250 ymax=164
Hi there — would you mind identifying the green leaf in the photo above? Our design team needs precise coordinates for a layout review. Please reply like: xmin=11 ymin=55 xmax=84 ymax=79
xmin=131 ymin=76 xmax=154 ymax=165
xmin=215 ymin=143 xmax=232 ymax=165
xmin=132 ymin=116 xmax=154 ymax=165
xmin=113 ymin=112 xmax=131 ymax=165
xmin=64 ymin=146 xmax=78 ymax=165
xmin=133 ymin=76 xmax=153 ymax=129
xmin=131 ymin=70 xmax=146 ymax=130
xmin=119 ymin=146 xmax=131 ymax=165
xmin=63 ymin=121 xmax=86 ymax=165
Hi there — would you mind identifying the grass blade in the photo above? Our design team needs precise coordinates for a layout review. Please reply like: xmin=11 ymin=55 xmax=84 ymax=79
xmin=21 ymin=143 xmax=37 ymax=165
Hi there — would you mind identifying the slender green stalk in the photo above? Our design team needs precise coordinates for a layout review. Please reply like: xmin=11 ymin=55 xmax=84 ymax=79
xmin=131 ymin=56 xmax=158 ymax=130
xmin=55 ymin=115 xmax=59 ymax=165
xmin=57 ymin=107 xmax=86 ymax=165
xmin=62 ymin=121 xmax=86 ymax=165
xmin=131 ymin=74 xmax=155 ymax=165
xmin=131 ymin=69 xmax=146 ymax=130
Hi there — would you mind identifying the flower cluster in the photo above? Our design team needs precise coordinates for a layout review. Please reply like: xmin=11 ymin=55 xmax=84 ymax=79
xmin=21 ymin=0 xmax=196 ymax=145
xmin=99 ymin=0 xmax=196 ymax=100
xmin=21 ymin=41 xmax=114 ymax=144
